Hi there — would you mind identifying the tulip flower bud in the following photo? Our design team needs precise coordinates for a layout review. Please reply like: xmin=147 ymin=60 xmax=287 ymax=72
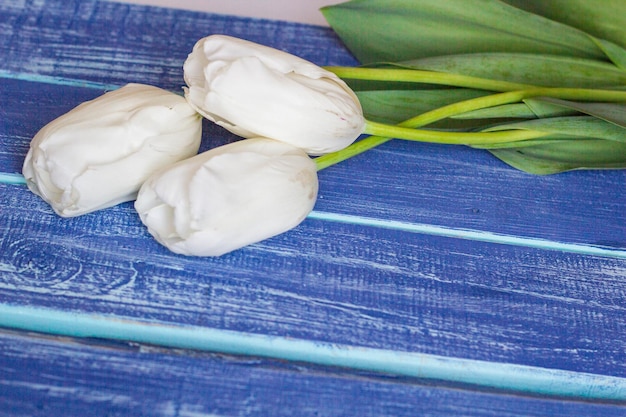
xmin=22 ymin=83 xmax=203 ymax=217
xmin=135 ymin=137 xmax=318 ymax=256
xmin=183 ymin=34 xmax=365 ymax=155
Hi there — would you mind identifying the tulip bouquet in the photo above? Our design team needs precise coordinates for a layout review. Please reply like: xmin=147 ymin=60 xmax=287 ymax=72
xmin=318 ymin=0 xmax=626 ymax=174
xmin=22 ymin=0 xmax=626 ymax=256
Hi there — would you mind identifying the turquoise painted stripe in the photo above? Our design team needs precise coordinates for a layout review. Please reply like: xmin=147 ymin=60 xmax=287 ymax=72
xmin=0 ymin=70 xmax=182 ymax=95
xmin=0 ymin=70 xmax=120 ymax=91
xmin=309 ymin=210 xmax=626 ymax=260
xmin=0 ymin=173 xmax=26 ymax=185
xmin=1 ymin=303 xmax=625 ymax=401
xmin=2 ymin=173 xmax=625 ymax=259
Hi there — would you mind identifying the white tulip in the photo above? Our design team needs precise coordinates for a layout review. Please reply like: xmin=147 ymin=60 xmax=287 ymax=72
xmin=183 ymin=34 xmax=364 ymax=155
xmin=22 ymin=83 xmax=203 ymax=217
xmin=135 ymin=137 xmax=318 ymax=256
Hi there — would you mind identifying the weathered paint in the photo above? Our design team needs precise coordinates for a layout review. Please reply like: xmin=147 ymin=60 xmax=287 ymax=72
xmin=1 ymin=0 xmax=625 ymax=415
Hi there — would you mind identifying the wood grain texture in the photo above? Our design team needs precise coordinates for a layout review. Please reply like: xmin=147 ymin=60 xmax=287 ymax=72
xmin=2 ymin=181 xmax=626 ymax=378
xmin=2 ymin=330 xmax=626 ymax=417
xmin=0 ymin=0 xmax=357 ymax=90
xmin=317 ymin=142 xmax=626 ymax=249
xmin=1 ymin=0 xmax=626 ymax=411
xmin=2 ymin=77 xmax=625 ymax=248
xmin=1 ymin=0 xmax=623 ymax=248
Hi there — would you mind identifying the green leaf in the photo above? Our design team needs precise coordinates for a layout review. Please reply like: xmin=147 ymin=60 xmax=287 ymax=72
xmin=321 ymin=0 xmax=607 ymax=64
xmin=483 ymin=116 xmax=626 ymax=143
xmin=447 ymin=99 xmax=579 ymax=120
xmin=450 ymin=104 xmax=536 ymax=120
xmin=391 ymin=54 xmax=626 ymax=88
xmin=356 ymin=89 xmax=489 ymax=124
xmin=591 ymin=37 xmax=626 ymax=70
xmin=322 ymin=0 xmax=626 ymax=174
xmin=476 ymin=115 xmax=626 ymax=173
xmin=535 ymin=98 xmax=626 ymax=129
xmin=523 ymin=99 xmax=580 ymax=118
xmin=501 ymin=0 xmax=626 ymax=51
xmin=486 ymin=139 xmax=626 ymax=174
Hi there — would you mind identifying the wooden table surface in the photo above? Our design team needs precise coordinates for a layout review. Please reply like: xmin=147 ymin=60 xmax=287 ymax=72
xmin=1 ymin=1 xmax=626 ymax=415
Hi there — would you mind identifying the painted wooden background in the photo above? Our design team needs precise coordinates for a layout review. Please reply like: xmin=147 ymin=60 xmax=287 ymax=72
xmin=1 ymin=0 xmax=625 ymax=415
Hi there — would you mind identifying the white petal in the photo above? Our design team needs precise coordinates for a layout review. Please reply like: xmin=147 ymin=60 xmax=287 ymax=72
xmin=22 ymin=84 xmax=202 ymax=217
xmin=135 ymin=138 xmax=318 ymax=256
xmin=183 ymin=35 xmax=364 ymax=155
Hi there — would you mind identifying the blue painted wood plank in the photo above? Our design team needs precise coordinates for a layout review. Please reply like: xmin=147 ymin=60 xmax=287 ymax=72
xmin=4 ymin=305 xmax=626 ymax=401
xmin=2 ymin=77 xmax=625 ymax=249
xmin=0 ymin=0 xmax=357 ymax=90
xmin=2 ymin=182 xmax=625 ymax=379
xmin=1 ymin=330 xmax=625 ymax=417
xmin=1 ymin=0 xmax=626 ymax=408
xmin=1 ymin=0 xmax=623 ymax=248
xmin=317 ymin=140 xmax=626 ymax=250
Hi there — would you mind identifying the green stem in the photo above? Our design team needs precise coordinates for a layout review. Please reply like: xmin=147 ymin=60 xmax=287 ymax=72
xmin=315 ymin=136 xmax=391 ymax=171
xmin=314 ymin=86 xmax=626 ymax=170
xmin=324 ymin=66 xmax=535 ymax=91
xmin=401 ymin=87 xmax=626 ymax=128
xmin=363 ymin=121 xmax=549 ymax=145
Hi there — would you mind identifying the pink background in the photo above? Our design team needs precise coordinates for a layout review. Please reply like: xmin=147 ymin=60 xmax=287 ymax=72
xmin=113 ymin=0 xmax=344 ymax=25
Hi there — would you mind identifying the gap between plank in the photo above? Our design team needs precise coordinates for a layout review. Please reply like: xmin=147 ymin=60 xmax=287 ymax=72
xmin=0 ymin=303 xmax=625 ymax=402
xmin=2 ymin=173 xmax=625 ymax=259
